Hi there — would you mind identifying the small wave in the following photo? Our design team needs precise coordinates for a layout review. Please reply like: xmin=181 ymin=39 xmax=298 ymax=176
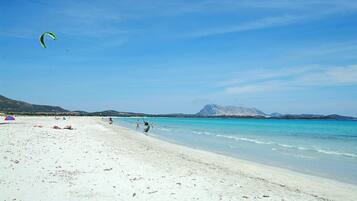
xmin=297 ymin=146 xmax=310 ymax=150
xmin=267 ymin=142 xmax=357 ymax=159
xmin=277 ymin=143 xmax=294 ymax=148
xmin=215 ymin=134 xmax=275 ymax=145
xmin=192 ymin=131 xmax=213 ymax=136
xmin=191 ymin=132 xmax=275 ymax=145
xmin=316 ymin=149 xmax=357 ymax=158
xmin=295 ymin=155 xmax=316 ymax=159
xmin=189 ymin=130 xmax=357 ymax=159
xmin=281 ymin=152 xmax=316 ymax=159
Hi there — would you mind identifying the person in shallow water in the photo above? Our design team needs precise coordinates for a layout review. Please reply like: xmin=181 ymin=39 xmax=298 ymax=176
xmin=143 ymin=121 xmax=150 ymax=133
xmin=136 ymin=121 xmax=140 ymax=130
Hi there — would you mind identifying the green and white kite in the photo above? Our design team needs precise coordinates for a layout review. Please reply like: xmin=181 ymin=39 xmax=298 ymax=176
xmin=39 ymin=32 xmax=56 ymax=48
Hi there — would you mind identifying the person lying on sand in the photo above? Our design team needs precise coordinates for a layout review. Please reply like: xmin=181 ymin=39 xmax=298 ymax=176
xmin=33 ymin=125 xmax=43 ymax=128
xmin=52 ymin=125 xmax=61 ymax=129
xmin=63 ymin=125 xmax=74 ymax=130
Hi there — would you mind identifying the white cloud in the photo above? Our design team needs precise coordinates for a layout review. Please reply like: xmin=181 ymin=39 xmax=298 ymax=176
xmin=3 ymin=0 xmax=357 ymax=39
xmin=182 ymin=0 xmax=357 ymax=38
xmin=328 ymin=65 xmax=357 ymax=83
xmin=224 ymin=81 xmax=284 ymax=94
xmin=185 ymin=14 xmax=309 ymax=38
xmin=295 ymin=41 xmax=357 ymax=57
xmin=220 ymin=65 xmax=316 ymax=86
xmin=297 ymin=65 xmax=357 ymax=85
xmin=223 ymin=64 xmax=357 ymax=94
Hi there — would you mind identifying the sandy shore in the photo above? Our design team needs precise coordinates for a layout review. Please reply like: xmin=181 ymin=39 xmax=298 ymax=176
xmin=1 ymin=117 xmax=357 ymax=201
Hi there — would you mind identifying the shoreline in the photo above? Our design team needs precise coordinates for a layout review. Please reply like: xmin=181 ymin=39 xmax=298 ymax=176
xmin=104 ymin=118 xmax=357 ymax=200
xmin=1 ymin=116 xmax=356 ymax=200
xmin=114 ymin=117 xmax=357 ymax=185
xmin=151 ymin=133 xmax=357 ymax=185
xmin=131 ymin=131 xmax=357 ymax=185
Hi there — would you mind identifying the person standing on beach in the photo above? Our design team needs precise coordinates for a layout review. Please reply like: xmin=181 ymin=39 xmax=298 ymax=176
xmin=136 ymin=121 xmax=140 ymax=130
xmin=143 ymin=121 xmax=150 ymax=134
xmin=109 ymin=117 xmax=113 ymax=125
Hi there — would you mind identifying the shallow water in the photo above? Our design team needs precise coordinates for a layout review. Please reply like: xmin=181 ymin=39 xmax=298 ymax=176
xmin=114 ymin=117 xmax=357 ymax=184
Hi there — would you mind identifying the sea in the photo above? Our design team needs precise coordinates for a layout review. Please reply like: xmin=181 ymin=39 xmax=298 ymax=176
xmin=113 ymin=117 xmax=357 ymax=184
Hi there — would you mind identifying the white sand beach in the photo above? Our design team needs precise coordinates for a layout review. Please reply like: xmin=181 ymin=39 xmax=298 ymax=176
xmin=1 ymin=116 xmax=357 ymax=201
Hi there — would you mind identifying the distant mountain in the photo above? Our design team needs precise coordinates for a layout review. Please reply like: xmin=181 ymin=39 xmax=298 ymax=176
xmin=270 ymin=112 xmax=283 ymax=117
xmin=325 ymin=114 xmax=357 ymax=120
xmin=0 ymin=95 xmax=68 ymax=114
xmin=195 ymin=104 xmax=356 ymax=120
xmin=197 ymin=104 xmax=266 ymax=117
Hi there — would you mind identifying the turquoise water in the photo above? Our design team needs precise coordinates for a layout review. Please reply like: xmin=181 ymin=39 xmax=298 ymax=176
xmin=114 ymin=117 xmax=357 ymax=184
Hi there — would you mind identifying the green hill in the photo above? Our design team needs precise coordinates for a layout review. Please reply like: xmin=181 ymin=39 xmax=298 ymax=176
xmin=0 ymin=95 xmax=68 ymax=114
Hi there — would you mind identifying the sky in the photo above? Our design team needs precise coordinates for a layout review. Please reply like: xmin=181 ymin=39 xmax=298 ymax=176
xmin=1 ymin=0 xmax=357 ymax=115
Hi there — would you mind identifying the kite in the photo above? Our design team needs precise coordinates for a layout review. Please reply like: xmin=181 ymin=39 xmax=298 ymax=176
xmin=39 ymin=32 xmax=56 ymax=48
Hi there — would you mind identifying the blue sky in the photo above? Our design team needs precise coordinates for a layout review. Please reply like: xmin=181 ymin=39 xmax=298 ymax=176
xmin=1 ymin=0 xmax=357 ymax=115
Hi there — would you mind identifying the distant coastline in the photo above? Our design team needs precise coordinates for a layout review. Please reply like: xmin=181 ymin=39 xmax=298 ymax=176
xmin=1 ymin=95 xmax=356 ymax=120
xmin=3 ymin=112 xmax=357 ymax=121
